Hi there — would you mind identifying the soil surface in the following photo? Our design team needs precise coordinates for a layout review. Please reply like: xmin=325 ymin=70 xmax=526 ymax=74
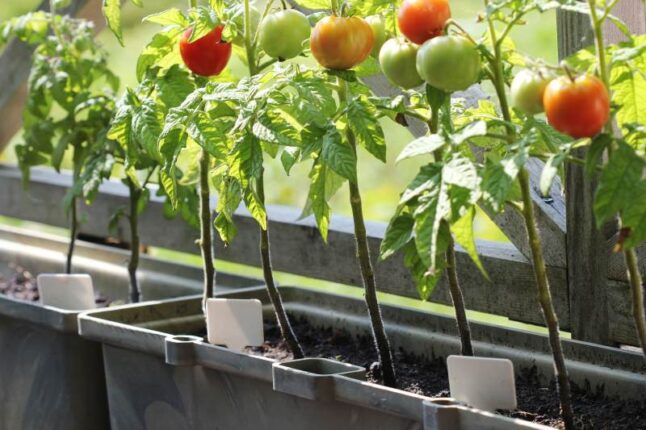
xmin=246 ymin=318 xmax=646 ymax=430
xmin=0 ymin=263 xmax=110 ymax=306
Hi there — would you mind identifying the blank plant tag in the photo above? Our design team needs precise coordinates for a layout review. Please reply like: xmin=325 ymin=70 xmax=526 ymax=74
xmin=206 ymin=298 xmax=264 ymax=352
xmin=447 ymin=355 xmax=517 ymax=412
xmin=37 ymin=274 xmax=96 ymax=311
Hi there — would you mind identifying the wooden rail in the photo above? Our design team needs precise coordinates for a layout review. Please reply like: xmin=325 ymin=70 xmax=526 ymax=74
xmin=0 ymin=164 xmax=640 ymax=345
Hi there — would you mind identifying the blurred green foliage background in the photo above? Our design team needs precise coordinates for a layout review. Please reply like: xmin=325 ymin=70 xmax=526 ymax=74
xmin=0 ymin=0 xmax=558 ymax=242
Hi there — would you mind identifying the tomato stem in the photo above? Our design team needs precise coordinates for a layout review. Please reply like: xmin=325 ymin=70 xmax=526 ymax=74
xmin=483 ymin=1 xmax=575 ymax=427
xmin=198 ymin=148 xmax=215 ymax=313
xmin=426 ymin=91 xmax=474 ymax=357
xmin=65 ymin=153 xmax=80 ymax=275
xmin=126 ymin=178 xmax=142 ymax=304
xmin=242 ymin=0 xmax=304 ymax=358
xmin=338 ymin=78 xmax=397 ymax=388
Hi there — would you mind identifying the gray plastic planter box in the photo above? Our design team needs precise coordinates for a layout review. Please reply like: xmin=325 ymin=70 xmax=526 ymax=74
xmin=77 ymin=286 xmax=605 ymax=430
xmin=0 ymin=226 xmax=260 ymax=430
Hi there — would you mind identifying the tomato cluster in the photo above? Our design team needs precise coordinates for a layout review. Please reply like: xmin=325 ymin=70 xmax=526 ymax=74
xmin=510 ymin=70 xmax=609 ymax=138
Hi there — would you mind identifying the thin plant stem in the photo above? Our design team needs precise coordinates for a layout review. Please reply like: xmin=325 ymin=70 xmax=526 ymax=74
xmin=127 ymin=178 xmax=141 ymax=303
xmin=199 ymin=149 xmax=215 ymax=313
xmin=427 ymin=98 xmax=474 ymax=357
xmin=244 ymin=0 xmax=304 ymax=357
xmin=65 ymin=154 xmax=80 ymax=275
xmin=483 ymin=0 xmax=574 ymax=426
xmin=339 ymin=78 xmax=396 ymax=387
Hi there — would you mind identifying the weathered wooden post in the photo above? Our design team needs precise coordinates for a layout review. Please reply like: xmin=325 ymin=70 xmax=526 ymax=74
xmin=559 ymin=0 xmax=646 ymax=345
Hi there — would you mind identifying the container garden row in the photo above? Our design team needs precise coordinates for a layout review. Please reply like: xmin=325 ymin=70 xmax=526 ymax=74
xmin=0 ymin=0 xmax=645 ymax=428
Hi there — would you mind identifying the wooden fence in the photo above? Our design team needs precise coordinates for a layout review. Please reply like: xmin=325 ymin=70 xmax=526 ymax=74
xmin=0 ymin=0 xmax=644 ymax=347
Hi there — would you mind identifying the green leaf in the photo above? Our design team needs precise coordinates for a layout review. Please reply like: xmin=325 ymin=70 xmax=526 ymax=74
xmin=481 ymin=149 xmax=527 ymax=212
xmin=450 ymin=207 xmax=488 ymax=278
xmin=622 ymin=181 xmax=646 ymax=249
xmin=396 ymin=135 xmax=446 ymax=163
xmin=102 ymin=0 xmax=123 ymax=46
xmin=156 ymin=65 xmax=195 ymax=108
xmin=611 ymin=59 xmax=646 ymax=140
xmin=321 ymin=127 xmax=357 ymax=182
xmin=346 ymin=96 xmax=386 ymax=162
xmin=380 ymin=212 xmax=414 ymax=261
xmin=137 ymin=28 xmax=182 ymax=82
xmin=586 ymin=134 xmax=612 ymax=177
xmin=594 ymin=141 xmax=645 ymax=226
xmin=143 ymin=8 xmax=188 ymax=27
xmin=132 ymin=99 xmax=164 ymax=162
xmin=243 ymin=188 xmax=267 ymax=230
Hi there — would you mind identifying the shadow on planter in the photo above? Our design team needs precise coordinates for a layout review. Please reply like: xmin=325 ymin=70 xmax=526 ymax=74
xmin=79 ymin=286 xmax=558 ymax=430
xmin=0 ymin=226 xmax=261 ymax=430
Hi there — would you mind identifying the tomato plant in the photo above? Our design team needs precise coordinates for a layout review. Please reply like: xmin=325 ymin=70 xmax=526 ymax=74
xmin=310 ymin=16 xmax=374 ymax=70
xmin=258 ymin=9 xmax=311 ymax=60
xmin=179 ymin=26 xmax=232 ymax=77
xmin=379 ymin=38 xmax=423 ymax=89
xmin=510 ymin=69 xmax=551 ymax=115
xmin=543 ymin=74 xmax=609 ymax=138
xmin=416 ymin=35 xmax=480 ymax=92
xmin=1 ymin=7 xmax=118 ymax=276
xmin=397 ymin=0 xmax=450 ymax=45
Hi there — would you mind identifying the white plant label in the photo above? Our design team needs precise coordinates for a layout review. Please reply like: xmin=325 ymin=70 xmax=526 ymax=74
xmin=447 ymin=355 xmax=517 ymax=412
xmin=37 ymin=273 xmax=96 ymax=311
xmin=206 ymin=298 xmax=264 ymax=352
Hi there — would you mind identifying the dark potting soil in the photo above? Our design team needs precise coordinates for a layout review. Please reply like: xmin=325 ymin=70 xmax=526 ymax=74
xmin=0 ymin=263 xmax=110 ymax=307
xmin=246 ymin=318 xmax=646 ymax=430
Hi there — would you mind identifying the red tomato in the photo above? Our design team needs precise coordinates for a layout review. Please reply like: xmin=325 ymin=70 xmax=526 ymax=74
xmin=543 ymin=74 xmax=610 ymax=138
xmin=397 ymin=0 xmax=451 ymax=45
xmin=179 ymin=26 xmax=232 ymax=77
xmin=310 ymin=16 xmax=374 ymax=70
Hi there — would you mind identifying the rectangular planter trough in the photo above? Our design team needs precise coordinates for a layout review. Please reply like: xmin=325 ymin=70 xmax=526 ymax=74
xmin=0 ymin=226 xmax=261 ymax=430
xmin=77 ymin=283 xmax=646 ymax=430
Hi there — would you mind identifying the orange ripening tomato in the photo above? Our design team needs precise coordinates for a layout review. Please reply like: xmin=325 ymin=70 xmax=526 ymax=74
xmin=310 ymin=16 xmax=374 ymax=70
xmin=543 ymin=74 xmax=610 ymax=139
xmin=179 ymin=26 xmax=232 ymax=77
xmin=397 ymin=0 xmax=451 ymax=45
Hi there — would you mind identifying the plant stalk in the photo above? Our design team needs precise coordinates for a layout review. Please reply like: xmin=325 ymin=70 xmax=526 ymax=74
xmin=339 ymin=79 xmax=396 ymax=387
xmin=518 ymin=169 xmax=575 ymax=429
xmin=625 ymin=248 xmax=646 ymax=357
xmin=428 ymin=99 xmax=473 ymax=357
xmin=483 ymin=2 xmax=574 ymax=426
xmin=243 ymin=0 xmax=304 ymax=357
xmin=65 ymin=156 xmax=80 ymax=274
xmin=127 ymin=179 xmax=142 ymax=303
xmin=199 ymin=148 xmax=215 ymax=313
xmin=258 ymin=173 xmax=304 ymax=358
xmin=587 ymin=0 xmax=646 ymax=360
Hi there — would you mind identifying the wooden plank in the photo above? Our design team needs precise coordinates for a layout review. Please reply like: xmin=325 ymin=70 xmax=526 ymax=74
xmin=0 ymin=0 xmax=102 ymax=152
xmin=0 ymin=165 xmax=569 ymax=327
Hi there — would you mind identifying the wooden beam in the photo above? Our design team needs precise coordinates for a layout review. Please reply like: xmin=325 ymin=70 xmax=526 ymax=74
xmin=0 ymin=165 xmax=569 ymax=328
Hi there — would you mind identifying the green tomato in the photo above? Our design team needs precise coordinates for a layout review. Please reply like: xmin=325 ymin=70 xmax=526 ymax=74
xmin=365 ymin=15 xmax=387 ymax=58
xmin=259 ymin=10 xmax=311 ymax=60
xmin=416 ymin=36 xmax=481 ymax=92
xmin=510 ymin=69 xmax=551 ymax=114
xmin=379 ymin=38 xmax=423 ymax=89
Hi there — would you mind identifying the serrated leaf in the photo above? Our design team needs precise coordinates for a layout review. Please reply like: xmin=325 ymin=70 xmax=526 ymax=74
xmin=102 ymin=0 xmax=123 ymax=46
xmin=622 ymin=181 xmax=646 ymax=249
xmin=143 ymin=8 xmax=188 ymax=27
xmin=380 ymin=213 xmax=414 ymax=261
xmin=396 ymin=135 xmax=446 ymax=163
xmin=321 ymin=127 xmax=357 ymax=182
xmin=346 ymin=96 xmax=386 ymax=162
xmin=450 ymin=207 xmax=488 ymax=278
xmin=594 ymin=142 xmax=645 ymax=226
